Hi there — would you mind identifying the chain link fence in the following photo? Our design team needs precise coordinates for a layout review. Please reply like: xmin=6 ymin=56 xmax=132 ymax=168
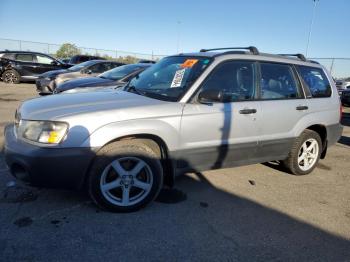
xmin=0 ymin=38 xmax=349 ymax=78
xmin=0 ymin=38 xmax=167 ymax=63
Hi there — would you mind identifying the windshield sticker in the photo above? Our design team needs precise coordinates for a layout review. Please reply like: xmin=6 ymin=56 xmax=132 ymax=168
xmin=170 ymin=68 xmax=186 ymax=88
xmin=181 ymin=59 xmax=198 ymax=68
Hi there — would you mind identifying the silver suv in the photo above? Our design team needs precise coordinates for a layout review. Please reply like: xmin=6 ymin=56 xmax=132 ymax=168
xmin=4 ymin=47 xmax=343 ymax=212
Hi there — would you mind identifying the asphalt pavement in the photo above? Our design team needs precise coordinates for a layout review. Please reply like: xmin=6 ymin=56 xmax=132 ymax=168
xmin=0 ymin=83 xmax=349 ymax=261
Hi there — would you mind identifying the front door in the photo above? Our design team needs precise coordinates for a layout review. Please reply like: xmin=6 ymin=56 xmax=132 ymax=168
xmin=34 ymin=54 xmax=60 ymax=75
xmin=178 ymin=60 xmax=261 ymax=172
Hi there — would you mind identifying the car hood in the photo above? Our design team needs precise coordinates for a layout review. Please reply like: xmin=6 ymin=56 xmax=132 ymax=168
xmin=40 ymin=69 xmax=71 ymax=78
xmin=18 ymin=90 xmax=181 ymax=124
xmin=56 ymin=77 xmax=115 ymax=92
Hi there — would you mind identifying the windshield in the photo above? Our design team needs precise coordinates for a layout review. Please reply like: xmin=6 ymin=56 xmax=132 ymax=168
xmin=99 ymin=64 xmax=146 ymax=80
xmin=69 ymin=60 xmax=99 ymax=71
xmin=126 ymin=56 xmax=212 ymax=101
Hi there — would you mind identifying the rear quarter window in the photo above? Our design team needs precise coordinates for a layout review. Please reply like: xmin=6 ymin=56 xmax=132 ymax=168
xmin=297 ymin=66 xmax=331 ymax=98
xmin=15 ymin=54 xmax=34 ymax=62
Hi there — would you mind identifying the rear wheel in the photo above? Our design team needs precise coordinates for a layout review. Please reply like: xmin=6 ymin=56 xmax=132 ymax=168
xmin=283 ymin=130 xmax=322 ymax=175
xmin=88 ymin=140 xmax=163 ymax=212
xmin=2 ymin=70 xmax=20 ymax=84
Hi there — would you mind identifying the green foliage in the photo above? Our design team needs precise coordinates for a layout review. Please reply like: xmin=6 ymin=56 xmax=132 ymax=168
xmin=55 ymin=43 xmax=81 ymax=58
xmin=102 ymin=54 xmax=114 ymax=60
xmin=116 ymin=55 xmax=139 ymax=64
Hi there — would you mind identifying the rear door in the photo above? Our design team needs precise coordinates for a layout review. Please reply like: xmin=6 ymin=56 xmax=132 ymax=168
xmin=85 ymin=62 xmax=111 ymax=76
xmin=257 ymin=62 xmax=308 ymax=160
xmin=14 ymin=53 xmax=37 ymax=78
xmin=179 ymin=60 xmax=261 ymax=171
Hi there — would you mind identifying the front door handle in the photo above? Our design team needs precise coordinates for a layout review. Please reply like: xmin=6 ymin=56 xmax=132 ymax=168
xmin=296 ymin=105 xmax=308 ymax=111
xmin=239 ymin=108 xmax=257 ymax=114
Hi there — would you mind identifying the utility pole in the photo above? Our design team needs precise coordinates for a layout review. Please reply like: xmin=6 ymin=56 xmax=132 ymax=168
xmin=306 ymin=0 xmax=319 ymax=57
xmin=176 ymin=20 xmax=181 ymax=54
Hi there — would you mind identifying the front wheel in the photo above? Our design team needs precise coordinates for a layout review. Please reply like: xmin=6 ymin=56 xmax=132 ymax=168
xmin=88 ymin=140 xmax=163 ymax=212
xmin=282 ymin=130 xmax=322 ymax=175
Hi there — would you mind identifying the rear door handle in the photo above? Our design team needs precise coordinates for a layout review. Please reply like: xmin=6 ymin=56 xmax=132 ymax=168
xmin=296 ymin=105 xmax=308 ymax=111
xmin=239 ymin=108 xmax=257 ymax=114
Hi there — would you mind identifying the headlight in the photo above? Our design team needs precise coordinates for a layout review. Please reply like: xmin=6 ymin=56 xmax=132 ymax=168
xmin=17 ymin=120 xmax=68 ymax=144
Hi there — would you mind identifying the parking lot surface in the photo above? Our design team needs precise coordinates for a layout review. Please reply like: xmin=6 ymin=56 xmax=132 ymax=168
xmin=0 ymin=83 xmax=349 ymax=261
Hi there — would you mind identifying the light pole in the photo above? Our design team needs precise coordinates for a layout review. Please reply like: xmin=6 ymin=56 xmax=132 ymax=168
xmin=306 ymin=0 xmax=319 ymax=57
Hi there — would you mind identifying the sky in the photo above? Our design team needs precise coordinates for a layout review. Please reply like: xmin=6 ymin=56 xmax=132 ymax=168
xmin=0 ymin=0 xmax=349 ymax=76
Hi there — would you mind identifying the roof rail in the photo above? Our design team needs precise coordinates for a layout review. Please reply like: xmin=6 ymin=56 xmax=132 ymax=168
xmin=309 ymin=60 xmax=320 ymax=64
xmin=200 ymin=46 xmax=259 ymax=55
xmin=279 ymin=54 xmax=306 ymax=61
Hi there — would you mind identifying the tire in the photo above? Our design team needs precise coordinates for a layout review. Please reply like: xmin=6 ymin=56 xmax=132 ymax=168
xmin=2 ymin=69 xmax=20 ymax=84
xmin=282 ymin=130 xmax=322 ymax=176
xmin=88 ymin=140 xmax=163 ymax=212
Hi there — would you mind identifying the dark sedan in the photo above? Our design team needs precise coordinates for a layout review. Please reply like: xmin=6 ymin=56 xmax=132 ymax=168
xmin=36 ymin=60 xmax=124 ymax=94
xmin=55 ymin=63 xmax=151 ymax=94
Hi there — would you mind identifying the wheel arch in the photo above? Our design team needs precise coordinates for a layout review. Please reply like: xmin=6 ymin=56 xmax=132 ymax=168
xmin=82 ymin=133 xmax=175 ymax=189
xmin=305 ymin=124 xmax=327 ymax=159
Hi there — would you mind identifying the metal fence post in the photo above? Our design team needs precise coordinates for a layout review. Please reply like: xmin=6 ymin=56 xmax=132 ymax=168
xmin=47 ymin=43 xmax=50 ymax=55
xmin=115 ymin=49 xmax=118 ymax=59
xmin=19 ymin=40 xmax=22 ymax=51
xmin=330 ymin=58 xmax=335 ymax=75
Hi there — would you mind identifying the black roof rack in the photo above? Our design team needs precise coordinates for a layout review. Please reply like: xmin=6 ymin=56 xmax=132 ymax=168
xmin=309 ymin=60 xmax=320 ymax=64
xmin=200 ymin=46 xmax=259 ymax=55
xmin=279 ymin=54 xmax=306 ymax=62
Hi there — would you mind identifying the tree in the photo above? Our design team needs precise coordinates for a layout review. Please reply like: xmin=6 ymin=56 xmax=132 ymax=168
xmin=55 ymin=43 xmax=80 ymax=58
xmin=116 ymin=55 xmax=139 ymax=64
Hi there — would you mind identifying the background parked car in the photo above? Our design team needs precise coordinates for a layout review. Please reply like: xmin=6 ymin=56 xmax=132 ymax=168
xmin=36 ymin=60 xmax=124 ymax=94
xmin=68 ymin=55 xmax=106 ymax=65
xmin=138 ymin=59 xmax=156 ymax=64
xmin=0 ymin=51 xmax=71 ymax=84
xmin=336 ymin=80 xmax=350 ymax=95
xmin=56 ymin=63 xmax=151 ymax=94
xmin=60 ymin=58 xmax=71 ymax=64
xmin=341 ymin=89 xmax=350 ymax=106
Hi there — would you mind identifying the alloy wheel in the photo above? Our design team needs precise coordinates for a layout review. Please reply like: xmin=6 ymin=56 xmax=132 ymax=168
xmin=297 ymin=138 xmax=319 ymax=171
xmin=99 ymin=157 xmax=153 ymax=206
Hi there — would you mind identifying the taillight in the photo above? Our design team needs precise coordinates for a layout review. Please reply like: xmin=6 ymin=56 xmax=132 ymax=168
xmin=340 ymin=103 xmax=343 ymax=122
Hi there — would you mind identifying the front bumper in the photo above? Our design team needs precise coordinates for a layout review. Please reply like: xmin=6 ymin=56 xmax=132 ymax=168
xmin=4 ymin=124 xmax=96 ymax=190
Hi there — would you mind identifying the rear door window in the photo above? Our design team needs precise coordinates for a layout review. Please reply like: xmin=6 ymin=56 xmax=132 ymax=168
xmin=16 ymin=54 xmax=34 ymax=62
xmin=259 ymin=62 xmax=301 ymax=100
xmin=88 ymin=63 xmax=109 ymax=73
xmin=297 ymin=66 xmax=331 ymax=98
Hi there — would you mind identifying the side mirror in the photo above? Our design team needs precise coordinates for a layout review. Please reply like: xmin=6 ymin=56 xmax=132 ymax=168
xmin=51 ymin=61 xmax=59 ymax=66
xmin=198 ymin=89 xmax=228 ymax=103
xmin=84 ymin=69 xmax=92 ymax=74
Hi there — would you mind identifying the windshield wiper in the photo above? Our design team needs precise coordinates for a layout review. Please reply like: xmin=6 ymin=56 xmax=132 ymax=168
xmin=126 ymin=85 xmax=143 ymax=95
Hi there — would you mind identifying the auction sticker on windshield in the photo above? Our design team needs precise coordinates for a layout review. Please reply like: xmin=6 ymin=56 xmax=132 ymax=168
xmin=171 ymin=68 xmax=186 ymax=88
xmin=181 ymin=59 xmax=198 ymax=68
